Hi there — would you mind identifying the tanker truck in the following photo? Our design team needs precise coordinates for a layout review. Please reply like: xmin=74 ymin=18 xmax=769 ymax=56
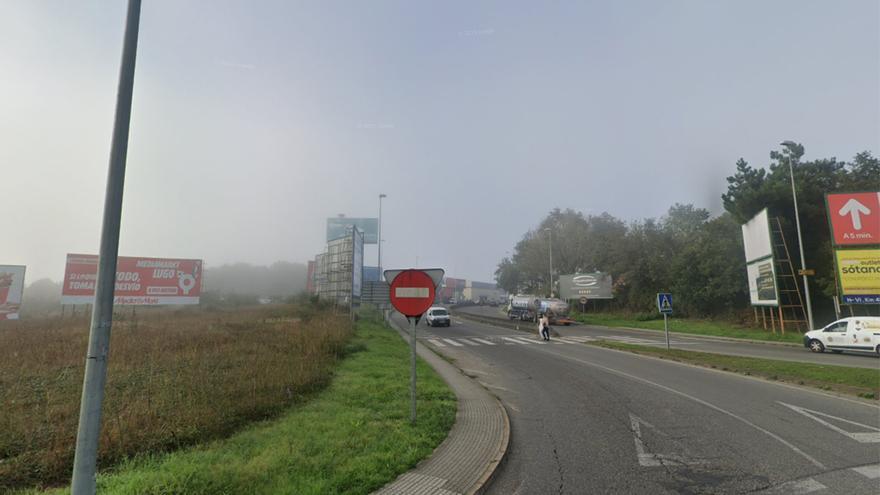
xmin=507 ymin=296 xmax=574 ymax=325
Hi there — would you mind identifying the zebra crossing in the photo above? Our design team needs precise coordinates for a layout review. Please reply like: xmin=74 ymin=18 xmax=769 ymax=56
xmin=421 ymin=334 xmax=694 ymax=348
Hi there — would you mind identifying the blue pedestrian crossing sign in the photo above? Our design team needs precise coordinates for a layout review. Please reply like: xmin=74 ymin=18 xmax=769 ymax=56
xmin=657 ymin=293 xmax=673 ymax=314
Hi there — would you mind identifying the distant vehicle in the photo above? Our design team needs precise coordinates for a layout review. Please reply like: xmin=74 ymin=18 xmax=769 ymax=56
xmin=447 ymin=297 xmax=457 ymax=305
xmin=507 ymin=295 xmax=538 ymax=321
xmin=803 ymin=317 xmax=880 ymax=355
xmin=506 ymin=296 xmax=574 ymax=325
xmin=426 ymin=307 xmax=451 ymax=327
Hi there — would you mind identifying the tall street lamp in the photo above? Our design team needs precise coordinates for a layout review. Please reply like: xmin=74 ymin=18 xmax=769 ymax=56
xmin=544 ymin=228 xmax=553 ymax=297
xmin=378 ymin=194 xmax=387 ymax=274
xmin=780 ymin=140 xmax=815 ymax=330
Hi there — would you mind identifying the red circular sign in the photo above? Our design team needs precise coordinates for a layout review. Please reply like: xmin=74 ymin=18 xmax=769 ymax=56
xmin=389 ymin=270 xmax=436 ymax=317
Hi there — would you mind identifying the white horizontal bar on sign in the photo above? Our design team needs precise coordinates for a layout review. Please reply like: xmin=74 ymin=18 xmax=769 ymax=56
xmin=394 ymin=287 xmax=430 ymax=298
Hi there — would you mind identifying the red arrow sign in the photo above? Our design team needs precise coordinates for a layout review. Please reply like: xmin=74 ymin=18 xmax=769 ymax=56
xmin=389 ymin=270 xmax=436 ymax=317
xmin=827 ymin=192 xmax=880 ymax=246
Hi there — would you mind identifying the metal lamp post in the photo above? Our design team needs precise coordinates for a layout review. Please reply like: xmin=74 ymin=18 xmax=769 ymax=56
xmin=780 ymin=141 xmax=815 ymax=330
xmin=71 ymin=1 xmax=141 ymax=493
xmin=378 ymin=193 xmax=386 ymax=273
xmin=544 ymin=228 xmax=553 ymax=297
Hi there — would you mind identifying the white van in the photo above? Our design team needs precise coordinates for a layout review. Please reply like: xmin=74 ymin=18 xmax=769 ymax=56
xmin=803 ymin=317 xmax=880 ymax=356
xmin=425 ymin=307 xmax=451 ymax=327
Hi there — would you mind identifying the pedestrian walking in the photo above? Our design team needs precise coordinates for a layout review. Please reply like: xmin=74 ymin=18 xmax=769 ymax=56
xmin=540 ymin=313 xmax=551 ymax=341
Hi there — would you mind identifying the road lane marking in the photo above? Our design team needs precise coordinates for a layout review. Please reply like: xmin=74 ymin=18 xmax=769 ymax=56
xmin=441 ymin=338 xmax=464 ymax=347
xmin=852 ymin=463 xmax=880 ymax=479
xmin=457 ymin=338 xmax=481 ymax=346
xmin=757 ymin=478 xmax=826 ymax=494
xmin=471 ymin=338 xmax=496 ymax=346
xmin=562 ymin=336 xmax=594 ymax=342
xmin=428 ymin=339 xmax=446 ymax=347
xmin=511 ymin=337 xmax=544 ymax=345
xmin=527 ymin=346 xmax=828 ymax=469
xmin=502 ymin=337 xmax=532 ymax=345
xmin=629 ymin=413 xmax=705 ymax=467
xmin=778 ymin=402 xmax=880 ymax=443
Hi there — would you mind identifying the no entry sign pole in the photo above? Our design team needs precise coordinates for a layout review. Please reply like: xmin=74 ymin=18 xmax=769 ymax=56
xmin=409 ymin=316 xmax=417 ymax=422
xmin=387 ymin=268 xmax=443 ymax=424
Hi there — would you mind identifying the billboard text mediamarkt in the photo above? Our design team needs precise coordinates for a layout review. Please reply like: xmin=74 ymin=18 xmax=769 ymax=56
xmin=61 ymin=254 xmax=202 ymax=305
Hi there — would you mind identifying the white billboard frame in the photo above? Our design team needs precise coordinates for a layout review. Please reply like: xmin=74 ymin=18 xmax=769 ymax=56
xmin=741 ymin=208 xmax=773 ymax=263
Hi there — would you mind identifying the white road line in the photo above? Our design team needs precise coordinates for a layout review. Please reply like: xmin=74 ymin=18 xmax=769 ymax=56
xmin=758 ymin=478 xmax=826 ymax=494
xmin=556 ymin=337 xmax=584 ymax=344
xmin=502 ymin=337 xmax=532 ymax=345
xmin=563 ymin=336 xmax=594 ymax=342
xmin=526 ymin=347 xmax=828 ymax=469
xmin=471 ymin=338 xmax=496 ymax=346
xmin=852 ymin=463 xmax=880 ymax=479
xmin=428 ymin=339 xmax=446 ymax=347
xmin=457 ymin=338 xmax=480 ymax=346
xmin=629 ymin=413 xmax=705 ymax=467
xmin=441 ymin=338 xmax=464 ymax=347
xmin=778 ymin=402 xmax=880 ymax=443
xmin=511 ymin=337 xmax=544 ymax=345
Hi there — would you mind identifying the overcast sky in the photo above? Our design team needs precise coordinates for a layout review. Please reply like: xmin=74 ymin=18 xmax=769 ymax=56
xmin=2 ymin=1 xmax=878 ymax=283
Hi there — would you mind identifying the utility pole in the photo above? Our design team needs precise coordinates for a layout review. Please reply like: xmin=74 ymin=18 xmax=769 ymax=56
xmin=544 ymin=228 xmax=553 ymax=297
xmin=71 ymin=1 xmax=141 ymax=493
xmin=378 ymin=193 xmax=386 ymax=273
xmin=780 ymin=141 xmax=815 ymax=330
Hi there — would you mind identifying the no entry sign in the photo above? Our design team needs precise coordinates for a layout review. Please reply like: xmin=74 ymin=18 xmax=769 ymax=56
xmin=389 ymin=269 xmax=436 ymax=317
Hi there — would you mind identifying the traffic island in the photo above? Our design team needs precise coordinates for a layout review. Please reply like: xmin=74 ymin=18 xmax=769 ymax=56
xmin=374 ymin=317 xmax=510 ymax=495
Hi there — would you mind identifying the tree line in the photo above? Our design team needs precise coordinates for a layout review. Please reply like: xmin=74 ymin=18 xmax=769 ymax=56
xmin=494 ymin=144 xmax=878 ymax=322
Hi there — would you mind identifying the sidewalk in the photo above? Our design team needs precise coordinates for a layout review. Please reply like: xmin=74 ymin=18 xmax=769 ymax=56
xmin=373 ymin=318 xmax=510 ymax=495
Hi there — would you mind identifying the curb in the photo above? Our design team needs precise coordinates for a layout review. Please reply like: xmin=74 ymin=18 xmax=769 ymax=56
xmin=372 ymin=317 xmax=511 ymax=495
xmin=454 ymin=310 xmax=800 ymax=348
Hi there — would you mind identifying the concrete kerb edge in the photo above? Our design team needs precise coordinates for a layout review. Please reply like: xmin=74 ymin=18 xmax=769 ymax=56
xmin=581 ymin=340 xmax=880 ymax=408
xmin=386 ymin=316 xmax=511 ymax=495
xmin=453 ymin=310 xmax=800 ymax=347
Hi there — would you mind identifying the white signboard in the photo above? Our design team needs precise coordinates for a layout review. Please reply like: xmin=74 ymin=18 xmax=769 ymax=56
xmin=741 ymin=209 xmax=773 ymax=263
xmin=746 ymin=259 xmax=779 ymax=307
xmin=0 ymin=265 xmax=26 ymax=320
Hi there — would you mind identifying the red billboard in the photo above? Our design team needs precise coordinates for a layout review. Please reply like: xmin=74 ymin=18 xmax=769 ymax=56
xmin=61 ymin=254 xmax=202 ymax=305
xmin=826 ymin=192 xmax=880 ymax=246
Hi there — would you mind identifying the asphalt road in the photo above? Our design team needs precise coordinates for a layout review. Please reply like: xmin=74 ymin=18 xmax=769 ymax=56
xmin=456 ymin=305 xmax=880 ymax=369
xmin=402 ymin=313 xmax=880 ymax=494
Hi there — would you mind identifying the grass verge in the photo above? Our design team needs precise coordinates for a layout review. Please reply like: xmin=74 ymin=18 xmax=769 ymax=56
xmin=20 ymin=315 xmax=456 ymax=495
xmin=1 ymin=305 xmax=351 ymax=491
xmin=573 ymin=312 xmax=805 ymax=344
xmin=589 ymin=340 xmax=879 ymax=400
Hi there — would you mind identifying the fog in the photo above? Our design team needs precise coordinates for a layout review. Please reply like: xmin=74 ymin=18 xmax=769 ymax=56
xmin=2 ymin=1 xmax=877 ymax=284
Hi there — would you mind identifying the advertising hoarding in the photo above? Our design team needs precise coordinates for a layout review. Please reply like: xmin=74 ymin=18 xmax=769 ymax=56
xmin=558 ymin=272 xmax=613 ymax=300
xmin=826 ymin=192 xmax=880 ymax=246
xmin=746 ymin=259 xmax=779 ymax=306
xmin=835 ymin=248 xmax=880 ymax=304
xmin=61 ymin=254 xmax=202 ymax=305
xmin=0 ymin=265 xmax=26 ymax=320
xmin=326 ymin=217 xmax=378 ymax=244
xmin=741 ymin=209 xmax=773 ymax=263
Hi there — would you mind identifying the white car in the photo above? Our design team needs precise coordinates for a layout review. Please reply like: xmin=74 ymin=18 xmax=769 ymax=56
xmin=803 ymin=317 xmax=880 ymax=355
xmin=425 ymin=307 xmax=451 ymax=327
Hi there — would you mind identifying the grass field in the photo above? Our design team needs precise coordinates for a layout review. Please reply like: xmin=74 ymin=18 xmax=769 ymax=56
xmin=573 ymin=312 xmax=806 ymax=344
xmin=590 ymin=340 xmax=880 ymax=399
xmin=0 ymin=304 xmax=352 ymax=492
xmin=19 ymin=314 xmax=456 ymax=495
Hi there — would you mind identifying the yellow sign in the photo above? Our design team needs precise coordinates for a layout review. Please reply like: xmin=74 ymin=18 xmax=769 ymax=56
xmin=836 ymin=249 xmax=880 ymax=295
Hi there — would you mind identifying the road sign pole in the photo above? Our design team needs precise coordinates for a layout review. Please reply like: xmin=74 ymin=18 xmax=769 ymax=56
xmin=71 ymin=1 xmax=141 ymax=493
xmin=664 ymin=313 xmax=670 ymax=350
xmin=409 ymin=316 xmax=417 ymax=424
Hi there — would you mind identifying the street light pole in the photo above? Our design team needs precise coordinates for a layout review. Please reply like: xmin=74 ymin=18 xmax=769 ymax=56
xmin=781 ymin=141 xmax=815 ymax=330
xmin=378 ymin=194 xmax=386 ymax=273
xmin=544 ymin=228 xmax=553 ymax=297
xmin=71 ymin=1 xmax=141 ymax=493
